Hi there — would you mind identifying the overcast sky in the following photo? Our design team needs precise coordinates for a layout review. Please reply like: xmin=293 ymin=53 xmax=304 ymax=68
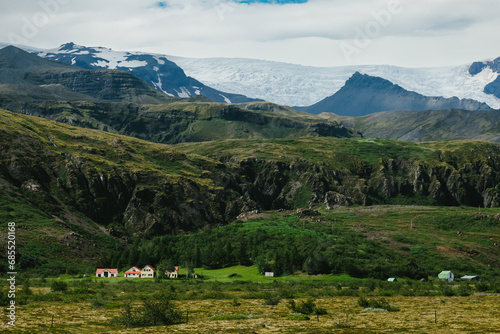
xmin=0 ymin=0 xmax=499 ymax=68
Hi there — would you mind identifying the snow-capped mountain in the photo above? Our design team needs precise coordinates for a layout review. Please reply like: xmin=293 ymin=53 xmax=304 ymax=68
xmin=470 ymin=58 xmax=500 ymax=99
xmin=166 ymin=55 xmax=500 ymax=109
xmin=35 ymin=43 xmax=260 ymax=104
xmin=1 ymin=41 xmax=498 ymax=110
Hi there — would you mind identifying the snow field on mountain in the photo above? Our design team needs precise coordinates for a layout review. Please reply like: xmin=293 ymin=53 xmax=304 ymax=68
xmin=167 ymin=56 xmax=500 ymax=109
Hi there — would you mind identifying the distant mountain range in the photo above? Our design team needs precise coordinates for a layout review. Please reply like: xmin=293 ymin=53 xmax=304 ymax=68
xmin=0 ymin=45 xmax=174 ymax=104
xmin=167 ymin=55 xmax=500 ymax=109
xmin=296 ymin=72 xmax=491 ymax=116
xmin=36 ymin=43 xmax=261 ymax=104
xmin=1 ymin=42 xmax=499 ymax=113
xmin=0 ymin=43 xmax=499 ymax=143
xmin=0 ymin=46 xmax=358 ymax=144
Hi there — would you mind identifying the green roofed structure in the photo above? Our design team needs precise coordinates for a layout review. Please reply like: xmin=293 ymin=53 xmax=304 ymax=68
xmin=438 ymin=271 xmax=454 ymax=282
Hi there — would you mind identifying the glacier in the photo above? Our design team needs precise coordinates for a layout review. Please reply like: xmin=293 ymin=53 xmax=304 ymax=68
xmin=166 ymin=56 xmax=500 ymax=109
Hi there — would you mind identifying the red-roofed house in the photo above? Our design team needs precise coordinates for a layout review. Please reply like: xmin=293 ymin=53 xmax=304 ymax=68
xmin=96 ymin=268 xmax=118 ymax=278
xmin=166 ymin=266 xmax=179 ymax=279
xmin=124 ymin=266 xmax=141 ymax=278
xmin=141 ymin=265 xmax=155 ymax=278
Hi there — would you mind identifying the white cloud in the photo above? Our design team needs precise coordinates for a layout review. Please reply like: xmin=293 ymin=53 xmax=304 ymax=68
xmin=0 ymin=0 xmax=499 ymax=67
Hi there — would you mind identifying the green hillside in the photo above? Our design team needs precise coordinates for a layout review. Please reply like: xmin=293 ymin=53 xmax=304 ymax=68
xmin=0 ymin=108 xmax=499 ymax=278
xmin=1 ymin=100 xmax=359 ymax=144
xmin=145 ymin=206 xmax=500 ymax=280
xmin=0 ymin=46 xmax=174 ymax=105
xmin=323 ymin=109 xmax=500 ymax=143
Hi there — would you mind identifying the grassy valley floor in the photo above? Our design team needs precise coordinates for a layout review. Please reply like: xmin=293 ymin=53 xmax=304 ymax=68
xmin=2 ymin=294 xmax=499 ymax=333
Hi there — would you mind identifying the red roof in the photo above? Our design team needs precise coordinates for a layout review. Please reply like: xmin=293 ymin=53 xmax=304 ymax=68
xmin=125 ymin=271 xmax=141 ymax=275
xmin=143 ymin=265 xmax=155 ymax=271
xmin=96 ymin=269 xmax=118 ymax=274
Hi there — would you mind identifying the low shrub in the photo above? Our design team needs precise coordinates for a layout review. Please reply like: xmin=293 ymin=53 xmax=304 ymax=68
xmin=50 ymin=281 xmax=68 ymax=292
xmin=287 ymin=299 xmax=327 ymax=315
xmin=111 ymin=294 xmax=184 ymax=328
xmin=357 ymin=297 xmax=399 ymax=312
xmin=262 ymin=293 xmax=281 ymax=306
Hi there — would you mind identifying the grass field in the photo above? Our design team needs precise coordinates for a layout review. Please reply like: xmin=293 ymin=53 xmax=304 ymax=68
xmin=184 ymin=266 xmax=361 ymax=283
xmin=2 ymin=295 xmax=499 ymax=333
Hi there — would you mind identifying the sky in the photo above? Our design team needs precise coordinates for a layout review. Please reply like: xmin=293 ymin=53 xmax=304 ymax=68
xmin=0 ymin=0 xmax=499 ymax=68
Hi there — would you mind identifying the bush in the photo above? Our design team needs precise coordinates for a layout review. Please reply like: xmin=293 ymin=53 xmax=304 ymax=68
xmin=287 ymin=299 xmax=327 ymax=315
xmin=0 ymin=289 xmax=10 ymax=306
xmin=441 ymin=286 xmax=455 ymax=297
xmin=475 ymin=282 xmax=490 ymax=292
xmin=112 ymin=294 xmax=184 ymax=328
xmin=262 ymin=293 xmax=281 ymax=306
xmin=50 ymin=281 xmax=68 ymax=292
xmin=90 ymin=299 xmax=108 ymax=308
xmin=358 ymin=297 xmax=399 ymax=312
xmin=456 ymin=285 xmax=473 ymax=297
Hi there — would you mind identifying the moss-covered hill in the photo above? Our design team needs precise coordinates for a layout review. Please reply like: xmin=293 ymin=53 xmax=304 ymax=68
xmin=324 ymin=109 xmax=500 ymax=143
xmin=4 ymin=101 xmax=359 ymax=144
xmin=0 ymin=108 xmax=500 ymax=274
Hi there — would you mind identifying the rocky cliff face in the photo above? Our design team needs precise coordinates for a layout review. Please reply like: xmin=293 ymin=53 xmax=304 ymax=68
xmin=2 ymin=112 xmax=499 ymax=239
xmin=32 ymin=70 xmax=167 ymax=102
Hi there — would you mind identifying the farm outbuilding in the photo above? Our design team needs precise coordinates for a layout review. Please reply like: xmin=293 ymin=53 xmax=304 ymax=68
xmin=165 ymin=266 xmax=179 ymax=278
xmin=124 ymin=266 xmax=141 ymax=278
xmin=438 ymin=271 xmax=454 ymax=282
xmin=96 ymin=269 xmax=118 ymax=278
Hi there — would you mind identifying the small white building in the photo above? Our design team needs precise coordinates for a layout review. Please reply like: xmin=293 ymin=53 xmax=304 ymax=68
xmin=124 ymin=266 xmax=141 ymax=278
xmin=141 ymin=265 xmax=155 ymax=278
xmin=265 ymin=272 xmax=275 ymax=278
xmin=165 ymin=266 xmax=179 ymax=279
xmin=96 ymin=269 xmax=118 ymax=278
xmin=438 ymin=271 xmax=454 ymax=282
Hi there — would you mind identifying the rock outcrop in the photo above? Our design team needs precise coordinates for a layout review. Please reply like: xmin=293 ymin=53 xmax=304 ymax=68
xmin=1 ymin=110 xmax=499 ymax=239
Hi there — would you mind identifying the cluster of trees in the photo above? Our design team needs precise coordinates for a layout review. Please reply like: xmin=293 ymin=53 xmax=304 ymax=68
xmin=105 ymin=217 xmax=429 ymax=280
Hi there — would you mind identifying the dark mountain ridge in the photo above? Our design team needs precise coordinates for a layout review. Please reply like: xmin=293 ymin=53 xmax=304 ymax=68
xmin=297 ymin=72 xmax=492 ymax=116
xmin=0 ymin=46 xmax=174 ymax=104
